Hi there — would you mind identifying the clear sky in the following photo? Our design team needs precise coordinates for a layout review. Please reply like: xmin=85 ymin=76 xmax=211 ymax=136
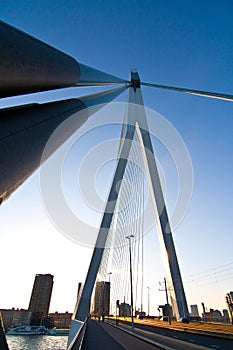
xmin=0 ymin=0 xmax=232 ymax=316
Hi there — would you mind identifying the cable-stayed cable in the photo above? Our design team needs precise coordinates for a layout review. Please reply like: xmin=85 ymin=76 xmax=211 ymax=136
xmin=96 ymin=129 xmax=146 ymax=315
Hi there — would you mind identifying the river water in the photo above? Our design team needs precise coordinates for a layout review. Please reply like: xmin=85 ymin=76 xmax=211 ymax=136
xmin=6 ymin=335 xmax=68 ymax=350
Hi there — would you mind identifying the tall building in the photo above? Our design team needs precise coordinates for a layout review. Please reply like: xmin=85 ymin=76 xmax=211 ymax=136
xmin=28 ymin=274 xmax=54 ymax=325
xmin=190 ymin=304 xmax=199 ymax=317
xmin=93 ymin=281 xmax=110 ymax=316
xmin=225 ymin=291 xmax=233 ymax=324
xmin=222 ymin=309 xmax=230 ymax=323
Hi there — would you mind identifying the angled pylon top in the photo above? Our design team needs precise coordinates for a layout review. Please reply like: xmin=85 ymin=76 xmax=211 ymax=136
xmin=130 ymin=68 xmax=141 ymax=89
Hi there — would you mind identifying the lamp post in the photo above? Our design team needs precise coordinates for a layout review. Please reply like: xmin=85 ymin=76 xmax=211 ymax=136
xmin=147 ymin=286 xmax=150 ymax=317
xmin=159 ymin=277 xmax=171 ymax=325
xmin=108 ymin=272 xmax=112 ymax=316
xmin=126 ymin=234 xmax=134 ymax=333
xmin=108 ymin=272 xmax=112 ymax=283
xmin=164 ymin=277 xmax=171 ymax=325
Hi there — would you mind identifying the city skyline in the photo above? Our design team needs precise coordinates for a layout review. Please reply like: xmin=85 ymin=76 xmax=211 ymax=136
xmin=0 ymin=0 xmax=232 ymax=317
xmin=0 ymin=270 xmax=232 ymax=320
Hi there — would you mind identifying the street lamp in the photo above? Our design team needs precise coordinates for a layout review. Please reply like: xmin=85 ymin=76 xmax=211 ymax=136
xmin=159 ymin=277 xmax=171 ymax=325
xmin=164 ymin=277 xmax=171 ymax=325
xmin=108 ymin=272 xmax=112 ymax=316
xmin=147 ymin=286 xmax=150 ymax=317
xmin=108 ymin=272 xmax=112 ymax=283
xmin=126 ymin=234 xmax=134 ymax=333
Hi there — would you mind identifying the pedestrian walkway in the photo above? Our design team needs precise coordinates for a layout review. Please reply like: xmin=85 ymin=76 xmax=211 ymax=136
xmin=81 ymin=319 xmax=161 ymax=350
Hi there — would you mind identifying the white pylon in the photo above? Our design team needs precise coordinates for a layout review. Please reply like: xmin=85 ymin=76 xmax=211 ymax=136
xmin=73 ymin=69 xmax=189 ymax=324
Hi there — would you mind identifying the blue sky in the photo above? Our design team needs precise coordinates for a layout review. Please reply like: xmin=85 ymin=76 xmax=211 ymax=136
xmin=0 ymin=0 xmax=232 ymax=315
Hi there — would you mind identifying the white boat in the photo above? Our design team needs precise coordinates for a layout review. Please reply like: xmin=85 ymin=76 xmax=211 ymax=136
xmin=47 ymin=327 xmax=69 ymax=336
xmin=7 ymin=325 xmax=47 ymax=335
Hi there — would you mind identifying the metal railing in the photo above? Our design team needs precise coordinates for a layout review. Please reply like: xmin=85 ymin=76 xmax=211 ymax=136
xmin=67 ymin=318 xmax=87 ymax=350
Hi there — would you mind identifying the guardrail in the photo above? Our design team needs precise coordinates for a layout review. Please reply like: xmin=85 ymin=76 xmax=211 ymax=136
xmin=67 ymin=318 xmax=87 ymax=350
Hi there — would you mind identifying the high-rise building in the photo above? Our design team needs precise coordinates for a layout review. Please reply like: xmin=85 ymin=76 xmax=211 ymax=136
xmin=28 ymin=274 xmax=54 ymax=325
xmin=222 ymin=309 xmax=230 ymax=323
xmin=93 ymin=281 xmax=110 ymax=316
xmin=190 ymin=304 xmax=199 ymax=317
xmin=225 ymin=291 xmax=233 ymax=324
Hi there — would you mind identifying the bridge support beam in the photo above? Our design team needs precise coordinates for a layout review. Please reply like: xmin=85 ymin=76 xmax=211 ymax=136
xmin=0 ymin=20 xmax=127 ymax=98
xmin=127 ymin=69 xmax=189 ymax=320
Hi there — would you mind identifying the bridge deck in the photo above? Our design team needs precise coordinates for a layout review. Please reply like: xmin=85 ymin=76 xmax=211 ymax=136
xmin=81 ymin=319 xmax=160 ymax=350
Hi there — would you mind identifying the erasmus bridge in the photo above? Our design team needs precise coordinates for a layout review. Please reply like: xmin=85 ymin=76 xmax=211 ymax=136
xmin=0 ymin=21 xmax=232 ymax=350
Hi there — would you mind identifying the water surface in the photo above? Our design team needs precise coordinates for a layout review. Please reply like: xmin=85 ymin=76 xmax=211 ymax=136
xmin=6 ymin=335 xmax=68 ymax=350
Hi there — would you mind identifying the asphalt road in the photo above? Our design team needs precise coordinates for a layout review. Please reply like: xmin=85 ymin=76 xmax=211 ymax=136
xmin=81 ymin=319 xmax=233 ymax=350
xmin=109 ymin=320 xmax=233 ymax=350
xmin=82 ymin=319 xmax=163 ymax=350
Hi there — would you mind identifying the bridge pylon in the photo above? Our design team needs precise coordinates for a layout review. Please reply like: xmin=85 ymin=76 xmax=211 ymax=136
xmin=70 ymin=69 xmax=189 ymax=335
